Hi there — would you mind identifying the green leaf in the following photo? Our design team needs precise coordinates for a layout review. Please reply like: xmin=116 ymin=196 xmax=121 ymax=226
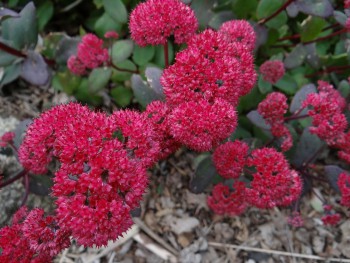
xmin=238 ymin=86 xmax=265 ymax=112
xmin=52 ymin=71 xmax=82 ymax=95
xmin=111 ymin=86 xmax=133 ymax=107
xmin=334 ymin=11 xmax=347 ymax=27
xmin=189 ymin=156 xmax=218 ymax=194
xmin=94 ymin=12 xmax=122 ymax=38
xmin=304 ymin=43 xmax=321 ymax=68
xmin=111 ymin=60 xmax=137 ymax=82
xmin=88 ymin=67 xmax=112 ymax=93
xmin=2 ymin=2 xmax=38 ymax=49
xmin=0 ymin=62 xmax=21 ymax=86
xmin=112 ymin=40 xmax=134 ymax=64
xmin=290 ymin=83 xmax=316 ymax=113
xmin=232 ymin=0 xmax=258 ymax=19
xmin=55 ymin=35 xmax=81 ymax=65
xmin=103 ymin=0 xmax=127 ymax=24
xmin=292 ymin=128 xmax=324 ymax=168
xmin=230 ymin=125 xmax=252 ymax=140
xmin=265 ymin=12 xmax=287 ymax=29
xmin=132 ymin=45 xmax=155 ymax=66
xmin=0 ymin=7 xmax=20 ymax=21
xmin=247 ymin=110 xmax=270 ymax=130
xmin=208 ymin=11 xmax=235 ymax=30
xmin=274 ymin=74 xmax=298 ymax=95
xmin=295 ymin=0 xmax=333 ymax=18
xmin=338 ymin=80 xmax=350 ymax=98
xmin=300 ymin=16 xmax=326 ymax=42
xmin=29 ymin=174 xmax=54 ymax=196
xmin=258 ymin=74 xmax=272 ymax=94
xmin=145 ymin=67 xmax=165 ymax=100
xmin=256 ymin=0 xmax=281 ymax=19
xmin=284 ymin=44 xmax=306 ymax=69
xmin=37 ymin=1 xmax=54 ymax=31
xmin=75 ymin=79 xmax=103 ymax=106
xmin=131 ymin=72 xmax=165 ymax=107
xmin=20 ymin=51 xmax=50 ymax=86
xmin=0 ymin=39 xmax=19 ymax=67
xmin=324 ymin=165 xmax=343 ymax=193
xmin=191 ymin=0 xmax=216 ymax=29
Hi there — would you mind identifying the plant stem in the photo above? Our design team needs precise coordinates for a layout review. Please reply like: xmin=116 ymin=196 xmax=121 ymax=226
xmin=258 ymin=0 xmax=295 ymax=25
xmin=284 ymin=114 xmax=309 ymax=121
xmin=164 ymin=41 xmax=169 ymax=68
xmin=303 ymin=28 xmax=347 ymax=45
xmin=0 ymin=169 xmax=27 ymax=188
xmin=277 ymin=23 xmax=340 ymax=42
xmin=302 ymin=145 xmax=326 ymax=168
xmin=305 ymin=65 xmax=350 ymax=78
xmin=110 ymin=61 xmax=139 ymax=74
xmin=0 ymin=41 xmax=56 ymax=66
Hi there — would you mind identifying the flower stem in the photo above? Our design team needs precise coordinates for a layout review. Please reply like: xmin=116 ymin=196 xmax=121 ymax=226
xmin=305 ymin=65 xmax=350 ymax=78
xmin=164 ymin=41 xmax=169 ymax=68
xmin=258 ymin=0 xmax=295 ymax=25
xmin=0 ymin=169 xmax=27 ymax=188
xmin=0 ymin=41 xmax=56 ymax=66
xmin=284 ymin=114 xmax=309 ymax=121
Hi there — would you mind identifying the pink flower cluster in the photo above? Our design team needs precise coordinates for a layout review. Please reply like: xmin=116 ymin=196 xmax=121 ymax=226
xmin=259 ymin=60 xmax=285 ymax=84
xmin=302 ymin=81 xmax=350 ymax=163
xmin=258 ymin=92 xmax=293 ymax=151
xmin=67 ymin=34 xmax=109 ymax=75
xmin=245 ymin=148 xmax=302 ymax=209
xmin=213 ymin=140 xmax=249 ymax=179
xmin=161 ymin=24 xmax=256 ymax=151
xmin=0 ymin=207 xmax=70 ymax=262
xmin=219 ymin=20 xmax=256 ymax=52
xmin=207 ymin=182 xmax=247 ymax=216
xmin=18 ymin=103 xmax=161 ymax=247
xmin=303 ymin=81 xmax=347 ymax=145
xmin=322 ymin=213 xmax=341 ymax=226
xmin=209 ymin=146 xmax=302 ymax=214
xmin=338 ymin=172 xmax=350 ymax=207
xmin=129 ymin=0 xmax=198 ymax=46
xmin=0 ymin=132 xmax=15 ymax=147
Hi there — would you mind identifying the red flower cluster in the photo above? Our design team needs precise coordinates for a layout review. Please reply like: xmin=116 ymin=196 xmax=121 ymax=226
xmin=160 ymin=27 xmax=256 ymax=151
xmin=129 ymin=0 xmax=198 ymax=46
xmin=0 ymin=131 xmax=15 ymax=147
xmin=219 ymin=20 xmax=256 ymax=52
xmin=345 ymin=0 xmax=350 ymax=8
xmin=213 ymin=140 xmax=249 ymax=179
xmin=168 ymin=98 xmax=237 ymax=151
xmin=207 ymin=182 xmax=247 ymax=216
xmin=303 ymin=81 xmax=347 ymax=145
xmin=321 ymin=213 xmax=341 ymax=226
xmin=0 ymin=207 xmax=70 ymax=263
xmin=67 ymin=34 xmax=109 ymax=75
xmin=18 ymin=103 xmax=153 ymax=247
xmin=287 ymin=212 xmax=304 ymax=227
xmin=259 ymin=60 xmax=285 ymax=84
xmin=338 ymin=172 xmax=350 ymax=207
xmin=245 ymin=148 xmax=302 ymax=209
xmin=104 ymin=31 xmax=119 ymax=39
xmin=143 ymin=101 xmax=180 ymax=160
xmin=258 ymin=92 xmax=292 ymax=151
xmin=162 ymin=29 xmax=256 ymax=107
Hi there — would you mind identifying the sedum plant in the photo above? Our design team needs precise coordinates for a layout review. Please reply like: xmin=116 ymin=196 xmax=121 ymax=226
xmin=2 ymin=0 xmax=350 ymax=261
